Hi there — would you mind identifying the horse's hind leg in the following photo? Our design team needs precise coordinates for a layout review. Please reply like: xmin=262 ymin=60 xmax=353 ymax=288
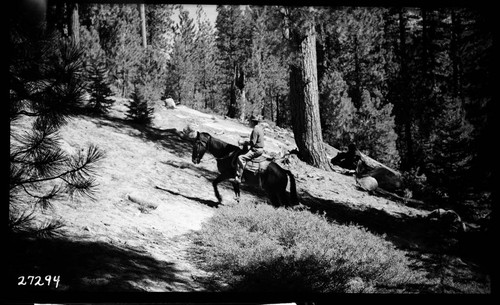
xmin=230 ymin=181 xmax=241 ymax=203
xmin=276 ymin=190 xmax=288 ymax=207
xmin=265 ymin=190 xmax=279 ymax=207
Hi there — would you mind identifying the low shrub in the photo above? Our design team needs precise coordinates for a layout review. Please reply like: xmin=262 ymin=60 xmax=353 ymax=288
xmin=190 ymin=201 xmax=426 ymax=293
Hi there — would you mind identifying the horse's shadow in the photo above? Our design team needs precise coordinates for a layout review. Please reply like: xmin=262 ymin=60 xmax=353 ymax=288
xmin=155 ymin=185 xmax=220 ymax=208
xmin=159 ymin=159 xmax=269 ymax=205
xmin=160 ymin=159 xmax=218 ymax=179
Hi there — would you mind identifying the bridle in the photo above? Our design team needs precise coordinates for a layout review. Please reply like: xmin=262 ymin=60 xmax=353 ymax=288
xmin=194 ymin=135 xmax=210 ymax=162
xmin=195 ymin=133 xmax=238 ymax=162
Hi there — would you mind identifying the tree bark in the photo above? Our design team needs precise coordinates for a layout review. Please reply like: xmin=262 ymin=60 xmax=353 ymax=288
xmin=237 ymin=64 xmax=246 ymax=120
xmin=450 ymin=9 xmax=462 ymax=99
xmin=68 ymin=3 xmax=80 ymax=44
xmin=139 ymin=4 xmax=147 ymax=48
xmin=352 ymin=35 xmax=362 ymax=109
xmin=275 ymin=94 xmax=280 ymax=126
xmin=239 ymin=89 xmax=247 ymax=121
xmin=399 ymin=8 xmax=414 ymax=170
xmin=289 ymin=23 xmax=331 ymax=170
xmin=227 ymin=64 xmax=238 ymax=118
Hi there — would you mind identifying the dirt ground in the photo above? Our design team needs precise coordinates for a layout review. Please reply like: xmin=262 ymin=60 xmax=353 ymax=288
xmin=9 ymin=97 xmax=491 ymax=294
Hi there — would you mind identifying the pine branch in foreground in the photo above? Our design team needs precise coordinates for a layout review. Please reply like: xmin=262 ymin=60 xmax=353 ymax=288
xmin=9 ymin=28 xmax=105 ymax=237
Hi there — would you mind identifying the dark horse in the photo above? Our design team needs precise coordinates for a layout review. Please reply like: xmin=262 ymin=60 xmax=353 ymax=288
xmin=191 ymin=132 xmax=298 ymax=207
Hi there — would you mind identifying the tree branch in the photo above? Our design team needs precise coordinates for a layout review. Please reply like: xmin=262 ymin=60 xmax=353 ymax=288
xmin=12 ymin=152 xmax=97 ymax=187
xmin=15 ymin=110 xmax=40 ymax=117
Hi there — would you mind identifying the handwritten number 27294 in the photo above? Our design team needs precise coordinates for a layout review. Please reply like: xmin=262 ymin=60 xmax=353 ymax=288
xmin=17 ymin=275 xmax=60 ymax=288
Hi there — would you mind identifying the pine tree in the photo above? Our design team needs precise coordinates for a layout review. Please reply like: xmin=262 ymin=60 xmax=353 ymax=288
xmin=93 ymin=4 xmax=143 ymax=97
xmin=352 ymin=90 xmax=400 ymax=169
xmin=286 ymin=7 xmax=331 ymax=169
xmin=87 ymin=60 xmax=114 ymax=115
xmin=264 ymin=53 xmax=289 ymax=125
xmin=79 ymin=24 xmax=107 ymax=68
xmin=319 ymin=69 xmax=356 ymax=148
xmin=193 ymin=5 xmax=218 ymax=110
xmin=168 ymin=6 xmax=197 ymax=107
xmin=245 ymin=6 xmax=270 ymax=119
xmin=258 ymin=6 xmax=290 ymax=126
xmin=331 ymin=8 xmax=390 ymax=109
xmin=215 ymin=5 xmax=252 ymax=118
xmin=126 ymin=83 xmax=154 ymax=125
xmin=458 ymin=8 xmax=493 ymax=216
xmin=424 ymin=97 xmax=474 ymax=206
xmin=242 ymin=6 xmax=288 ymax=123
xmin=9 ymin=26 xmax=104 ymax=236
xmin=145 ymin=4 xmax=175 ymax=51
xmin=315 ymin=7 xmax=401 ymax=168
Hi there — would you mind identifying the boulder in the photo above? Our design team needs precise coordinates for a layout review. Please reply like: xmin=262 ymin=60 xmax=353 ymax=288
xmin=356 ymin=176 xmax=378 ymax=192
xmin=164 ymin=98 xmax=176 ymax=109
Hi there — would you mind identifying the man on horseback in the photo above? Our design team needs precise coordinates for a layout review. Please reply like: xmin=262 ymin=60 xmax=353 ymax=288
xmin=230 ymin=115 xmax=265 ymax=183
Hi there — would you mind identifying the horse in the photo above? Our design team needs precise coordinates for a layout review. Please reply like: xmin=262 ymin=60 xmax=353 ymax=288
xmin=191 ymin=131 xmax=298 ymax=207
xmin=355 ymin=159 xmax=403 ymax=193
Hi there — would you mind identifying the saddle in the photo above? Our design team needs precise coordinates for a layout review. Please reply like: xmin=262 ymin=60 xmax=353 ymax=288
xmin=244 ymin=154 xmax=273 ymax=174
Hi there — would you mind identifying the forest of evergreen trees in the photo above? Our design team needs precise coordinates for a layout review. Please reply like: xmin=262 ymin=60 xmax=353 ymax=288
xmin=10 ymin=2 xmax=493 ymax=223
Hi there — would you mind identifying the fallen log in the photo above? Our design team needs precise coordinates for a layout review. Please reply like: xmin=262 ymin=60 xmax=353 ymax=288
xmin=374 ymin=188 xmax=428 ymax=210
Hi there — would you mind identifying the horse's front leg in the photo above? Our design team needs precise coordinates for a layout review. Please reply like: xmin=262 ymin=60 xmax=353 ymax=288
xmin=212 ymin=173 xmax=233 ymax=203
xmin=212 ymin=175 xmax=225 ymax=203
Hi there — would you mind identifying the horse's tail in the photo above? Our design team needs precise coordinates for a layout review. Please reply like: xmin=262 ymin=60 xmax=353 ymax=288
xmin=285 ymin=170 xmax=298 ymax=206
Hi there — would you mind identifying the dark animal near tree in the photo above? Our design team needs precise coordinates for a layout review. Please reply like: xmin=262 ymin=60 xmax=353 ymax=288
xmin=191 ymin=132 xmax=298 ymax=207
xmin=355 ymin=159 xmax=403 ymax=193
xmin=331 ymin=143 xmax=361 ymax=171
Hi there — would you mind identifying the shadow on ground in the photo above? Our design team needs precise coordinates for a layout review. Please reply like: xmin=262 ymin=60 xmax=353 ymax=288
xmin=298 ymin=189 xmax=460 ymax=253
xmin=8 ymin=232 xmax=194 ymax=292
xmin=93 ymin=114 xmax=193 ymax=159
xmin=155 ymin=185 xmax=220 ymax=208
xmin=298 ymin=189 xmax=493 ymax=282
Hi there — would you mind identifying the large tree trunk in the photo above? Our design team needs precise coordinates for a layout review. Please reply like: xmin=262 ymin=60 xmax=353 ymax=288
xmin=289 ymin=23 xmax=331 ymax=170
xmin=139 ymin=4 xmax=147 ymax=48
xmin=227 ymin=64 xmax=238 ymax=118
xmin=68 ymin=3 xmax=79 ymax=44
xmin=239 ymin=89 xmax=247 ymax=121
xmin=227 ymin=63 xmax=245 ymax=119
xmin=275 ymin=94 xmax=281 ymax=127
xmin=352 ymin=36 xmax=362 ymax=109
xmin=450 ymin=9 xmax=462 ymax=99
xmin=399 ymin=8 xmax=414 ymax=170
xmin=236 ymin=64 xmax=246 ymax=120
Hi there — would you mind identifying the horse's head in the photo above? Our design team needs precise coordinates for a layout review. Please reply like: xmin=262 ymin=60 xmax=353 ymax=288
xmin=192 ymin=132 xmax=210 ymax=164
